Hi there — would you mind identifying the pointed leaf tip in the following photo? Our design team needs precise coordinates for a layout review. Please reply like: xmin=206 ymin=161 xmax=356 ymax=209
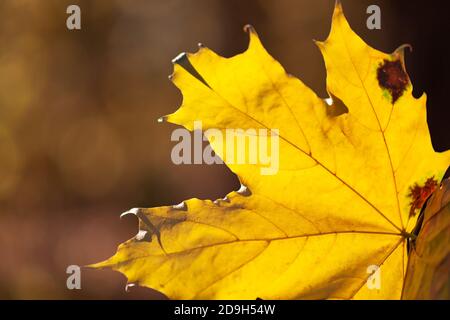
xmin=120 ymin=208 xmax=139 ymax=219
xmin=171 ymin=52 xmax=187 ymax=65
xmin=243 ymin=24 xmax=255 ymax=34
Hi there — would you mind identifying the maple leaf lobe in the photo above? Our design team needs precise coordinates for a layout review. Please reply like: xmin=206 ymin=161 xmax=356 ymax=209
xmin=377 ymin=59 xmax=409 ymax=104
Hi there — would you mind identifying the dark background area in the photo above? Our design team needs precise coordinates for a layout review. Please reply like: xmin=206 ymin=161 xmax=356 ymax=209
xmin=0 ymin=0 xmax=448 ymax=299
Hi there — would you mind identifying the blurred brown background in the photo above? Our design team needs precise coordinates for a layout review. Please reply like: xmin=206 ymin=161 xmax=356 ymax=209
xmin=0 ymin=0 xmax=448 ymax=299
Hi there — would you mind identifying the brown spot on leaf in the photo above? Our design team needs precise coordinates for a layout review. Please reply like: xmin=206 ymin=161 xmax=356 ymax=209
xmin=377 ymin=59 xmax=409 ymax=104
xmin=408 ymin=177 xmax=438 ymax=217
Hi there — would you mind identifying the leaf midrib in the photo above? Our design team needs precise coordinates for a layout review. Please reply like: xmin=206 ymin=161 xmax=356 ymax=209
xmin=335 ymin=14 xmax=404 ymax=230
xmin=130 ymin=229 xmax=402 ymax=258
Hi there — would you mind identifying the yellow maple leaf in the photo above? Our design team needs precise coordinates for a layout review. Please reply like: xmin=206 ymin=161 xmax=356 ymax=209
xmin=91 ymin=2 xmax=449 ymax=299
